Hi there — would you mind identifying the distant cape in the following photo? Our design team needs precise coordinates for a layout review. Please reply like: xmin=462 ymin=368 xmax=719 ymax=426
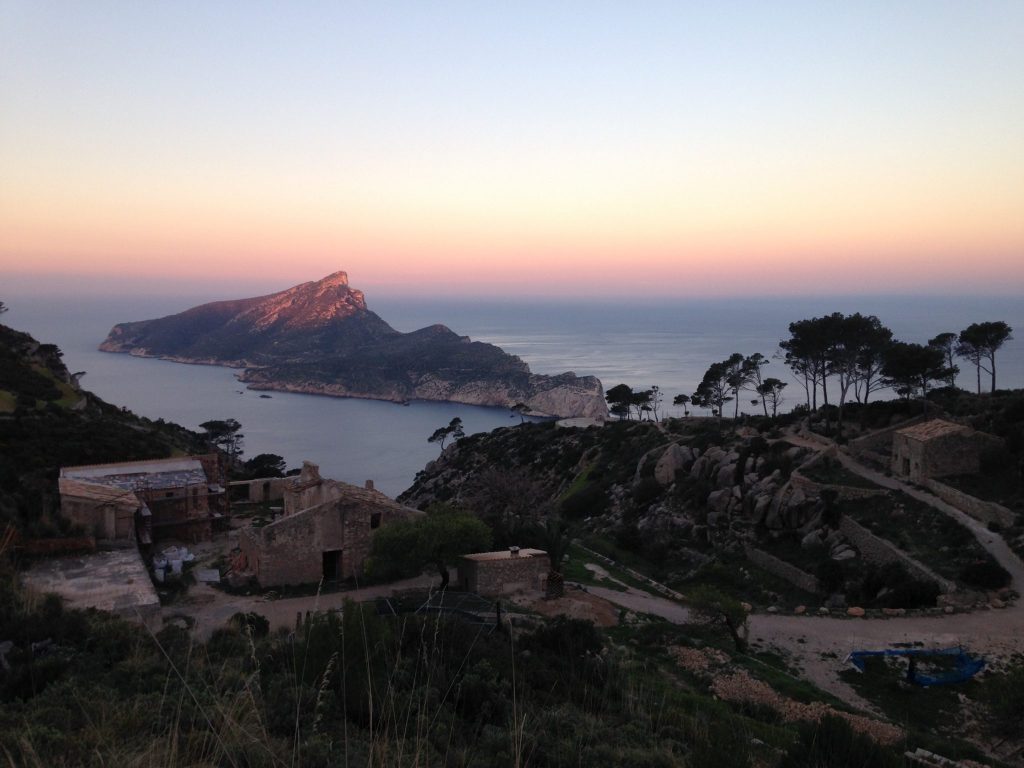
xmin=100 ymin=272 xmax=607 ymax=419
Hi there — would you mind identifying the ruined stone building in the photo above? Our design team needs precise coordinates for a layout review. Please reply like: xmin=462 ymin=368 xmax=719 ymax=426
xmin=891 ymin=419 xmax=1002 ymax=483
xmin=236 ymin=462 xmax=418 ymax=587
xmin=59 ymin=455 xmax=227 ymax=544
xmin=458 ymin=547 xmax=550 ymax=597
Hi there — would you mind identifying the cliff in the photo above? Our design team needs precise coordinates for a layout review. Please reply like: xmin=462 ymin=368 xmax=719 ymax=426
xmin=100 ymin=272 xmax=607 ymax=419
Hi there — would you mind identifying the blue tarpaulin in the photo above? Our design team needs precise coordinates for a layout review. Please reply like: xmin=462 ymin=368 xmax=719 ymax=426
xmin=846 ymin=647 xmax=985 ymax=686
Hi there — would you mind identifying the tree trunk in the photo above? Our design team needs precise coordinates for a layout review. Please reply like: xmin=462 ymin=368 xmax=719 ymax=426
xmin=436 ymin=561 xmax=449 ymax=590
xmin=990 ymin=354 xmax=997 ymax=392
xmin=976 ymin=363 xmax=981 ymax=395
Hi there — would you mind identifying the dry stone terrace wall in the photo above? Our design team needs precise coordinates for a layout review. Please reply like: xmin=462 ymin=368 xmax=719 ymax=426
xmin=789 ymin=470 xmax=886 ymax=502
xmin=743 ymin=545 xmax=822 ymax=595
xmin=838 ymin=517 xmax=956 ymax=594
xmin=923 ymin=479 xmax=1016 ymax=528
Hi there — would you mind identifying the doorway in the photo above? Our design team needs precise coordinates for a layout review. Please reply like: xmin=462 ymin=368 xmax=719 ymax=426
xmin=322 ymin=550 xmax=342 ymax=581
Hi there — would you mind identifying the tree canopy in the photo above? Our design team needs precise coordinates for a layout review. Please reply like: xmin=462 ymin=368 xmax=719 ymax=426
xmin=428 ymin=417 xmax=465 ymax=450
xmin=367 ymin=504 xmax=492 ymax=589
xmin=957 ymin=321 xmax=1013 ymax=393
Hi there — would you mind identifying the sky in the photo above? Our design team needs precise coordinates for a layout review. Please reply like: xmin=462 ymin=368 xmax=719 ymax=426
xmin=2 ymin=1 xmax=1023 ymax=298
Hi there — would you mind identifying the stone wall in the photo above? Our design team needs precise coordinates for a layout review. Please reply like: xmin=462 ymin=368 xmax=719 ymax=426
xmin=743 ymin=545 xmax=822 ymax=595
xmin=460 ymin=554 xmax=550 ymax=597
xmin=229 ymin=476 xmax=293 ymax=504
xmin=239 ymin=484 xmax=416 ymax=588
xmin=789 ymin=470 xmax=886 ymax=502
xmin=838 ymin=517 xmax=956 ymax=594
xmin=923 ymin=480 xmax=1016 ymax=528
xmin=60 ymin=496 xmax=137 ymax=540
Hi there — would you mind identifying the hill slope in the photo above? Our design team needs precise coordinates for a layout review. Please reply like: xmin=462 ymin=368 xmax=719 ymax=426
xmin=0 ymin=322 xmax=205 ymax=536
xmin=100 ymin=272 xmax=606 ymax=418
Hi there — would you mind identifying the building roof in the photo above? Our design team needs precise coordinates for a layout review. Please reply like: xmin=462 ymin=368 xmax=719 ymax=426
xmin=463 ymin=548 xmax=547 ymax=562
xmin=58 ymin=477 xmax=140 ymax=506
xmin=62 ymin=457 xmax=208 ymax=491
xmin=895 ymin=419 xmax=970 ymax=442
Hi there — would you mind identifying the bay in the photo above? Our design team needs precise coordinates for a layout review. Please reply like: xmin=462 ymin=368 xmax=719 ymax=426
xmin=4 ymin=291 xmax=1022 ymax=497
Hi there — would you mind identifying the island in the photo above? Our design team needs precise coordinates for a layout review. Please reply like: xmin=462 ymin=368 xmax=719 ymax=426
xmin=100 ymin=271 xmax=607 ymax=419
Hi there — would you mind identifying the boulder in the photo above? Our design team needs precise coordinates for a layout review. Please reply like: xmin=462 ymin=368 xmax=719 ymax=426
xmin=801 ymin=531 xmax=824 ymax=550
xmin=846 ymin=606 xmax=866 ymax=618
xmin=707 ymin=489 xmax=731 ymax=513
xmin=654 ymin=443 xmax=691 ymax=486
xmin=717 ymin=464 xmax=736 ymax=489
xmin=831 ymin=547 xmax=857 ymax=562
xmin=794 ymin=605 xmax=806 ymax=615
xmin=752 ymin=494 xmax=772 ymax=523
xmin=690 ymin=456 xmax=708 ymax=480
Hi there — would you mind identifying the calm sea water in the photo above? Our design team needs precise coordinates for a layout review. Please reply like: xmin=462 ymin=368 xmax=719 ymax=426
xmin=5 ymin=292 xmax=1023 ymax=496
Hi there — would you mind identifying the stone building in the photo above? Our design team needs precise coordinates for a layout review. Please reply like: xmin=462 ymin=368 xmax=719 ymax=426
xmin=60 ymin=455 xmax=227 ymax=544
xmin=891 ymin=419 xmax=1002 ymax=483
xmin=458 ymin=547 xmax=550 ymax=597
xmin=236 ymin=462 xmax=418 ymax=587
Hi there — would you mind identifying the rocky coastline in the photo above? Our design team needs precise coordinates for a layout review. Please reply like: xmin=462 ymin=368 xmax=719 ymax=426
xmin=99 ymin=272 xmax=608 ymax=419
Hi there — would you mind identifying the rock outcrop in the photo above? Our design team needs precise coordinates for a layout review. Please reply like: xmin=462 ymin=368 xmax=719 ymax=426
xmin=100 ymin=272 xmax=607 ymax=419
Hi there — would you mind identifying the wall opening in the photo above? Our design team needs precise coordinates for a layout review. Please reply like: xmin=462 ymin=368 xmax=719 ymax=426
xmin=370 ymin=512 xmax=382 ymax=529
xmin=322 ymin=550 xmax=342 ymax=581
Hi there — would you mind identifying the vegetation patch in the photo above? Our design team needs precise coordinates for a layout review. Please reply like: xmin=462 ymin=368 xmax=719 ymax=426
xmin=839 ymin=491 xmax=1003 ymax=588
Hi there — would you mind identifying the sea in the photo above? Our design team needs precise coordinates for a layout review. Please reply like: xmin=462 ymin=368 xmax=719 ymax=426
xmin=4 ymin=291 xmax=1022 ymax=497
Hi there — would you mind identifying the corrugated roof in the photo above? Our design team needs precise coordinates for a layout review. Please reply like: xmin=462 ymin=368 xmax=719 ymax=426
xmin=62 ymin=457 xmax=208 ymax=492
xmin=463 ymin=548 xmax=547 ymax=562
xmin=63 ymin=457 xmax=205 ymax=477
xmin=895 ymin=419 xmax=969 ymax=442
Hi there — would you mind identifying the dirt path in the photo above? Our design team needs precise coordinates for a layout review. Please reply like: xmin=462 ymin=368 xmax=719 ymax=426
xmin=176 ymin=573 xmax=442 ymax=639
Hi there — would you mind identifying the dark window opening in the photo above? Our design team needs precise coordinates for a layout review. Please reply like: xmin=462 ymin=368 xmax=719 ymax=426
xmin=165 ymin=491 xmax=174 ymax=498
xmin=370 ymin=512 xmax=382 ymax=529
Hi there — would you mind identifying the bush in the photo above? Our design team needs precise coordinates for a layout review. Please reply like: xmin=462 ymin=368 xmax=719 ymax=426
xmin=561 ymin=482 xmax=609 ymax=519
xmin=230 ymin=611 xmax=270 ymax=638
xmin=779 ymin=715 xmax=903 ymax=768
xmin=959 ymin=559 xmax=1011 ymax=590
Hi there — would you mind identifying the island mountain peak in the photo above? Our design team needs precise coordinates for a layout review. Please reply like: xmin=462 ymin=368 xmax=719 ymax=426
xmin=240 ymin=271 xmax=368 ymax=332
xmin=100 ymin=274 xmax=606 ymax=418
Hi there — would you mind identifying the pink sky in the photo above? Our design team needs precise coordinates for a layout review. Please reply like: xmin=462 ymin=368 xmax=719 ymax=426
xmin=2 ymin=3 xmax=1022 ymax=298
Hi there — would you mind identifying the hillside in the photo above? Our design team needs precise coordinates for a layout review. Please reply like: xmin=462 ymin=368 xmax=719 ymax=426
xmin=0 ymin=322 xmax=205 ymax=537
xmin=100 ymin=272 xmax=607 ymax=418
xmin=400 ymin=408 xmax=1022 ymax=613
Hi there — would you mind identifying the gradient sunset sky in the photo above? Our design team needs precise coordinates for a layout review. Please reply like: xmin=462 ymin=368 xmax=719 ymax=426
xmin=2 ymin=2 xmax=1022 ymax=298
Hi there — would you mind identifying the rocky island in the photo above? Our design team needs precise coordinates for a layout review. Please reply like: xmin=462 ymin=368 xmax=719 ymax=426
xmin=100 ymin=271 xmax=607 ymax=418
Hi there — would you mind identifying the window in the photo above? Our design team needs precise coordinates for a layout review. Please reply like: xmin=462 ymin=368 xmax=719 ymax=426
xmin=370 ymin=512 xmax=382 ymax=529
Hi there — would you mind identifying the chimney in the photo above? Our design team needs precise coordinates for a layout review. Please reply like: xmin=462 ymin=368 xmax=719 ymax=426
xmin=509 ymin=546 xmax=520 ymax=558
xmin=365 ymin=479 xmax=374 ymax=491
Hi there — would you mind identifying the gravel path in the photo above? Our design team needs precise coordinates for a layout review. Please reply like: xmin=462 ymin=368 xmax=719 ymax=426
xmin=177 ymin=573 xmax=442 ymax=639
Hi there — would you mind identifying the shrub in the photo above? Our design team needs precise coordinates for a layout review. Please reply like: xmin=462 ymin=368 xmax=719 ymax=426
xmin=561 ymin=482 xmax=608 ymax=519
xmin=779 ymin=715 xmax=903 ymax=768
xmin=959 ymin=559 xmax=1011 ymax=590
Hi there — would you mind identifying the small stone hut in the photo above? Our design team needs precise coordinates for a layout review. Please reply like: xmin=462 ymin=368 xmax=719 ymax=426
xmin=236 ymin=462 xmax=418 ymax=587
xmin=891 ymin=419 xmax=1002 ymax=483
xmin=459 ymin=547 xmax=550 ymax=597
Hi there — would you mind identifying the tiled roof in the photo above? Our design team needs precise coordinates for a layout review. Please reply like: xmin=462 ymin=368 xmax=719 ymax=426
xmin=895 ymin=419 xmax=969 ymax=442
